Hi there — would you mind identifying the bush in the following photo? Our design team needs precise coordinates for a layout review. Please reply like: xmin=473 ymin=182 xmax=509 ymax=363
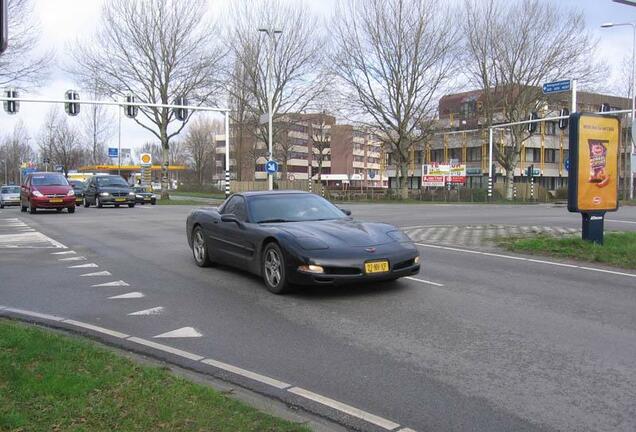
xmin=177 ymin=183 xmax=224 ymax=194
xmin=555 ymin=187 xmax=568 ymax=199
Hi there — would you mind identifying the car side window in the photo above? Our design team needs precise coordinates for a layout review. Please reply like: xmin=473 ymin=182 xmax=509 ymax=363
xmin=232 ymin=197 xmax=247 ymax=222
xmin=222 ymin=196 xmax=238 ymax=216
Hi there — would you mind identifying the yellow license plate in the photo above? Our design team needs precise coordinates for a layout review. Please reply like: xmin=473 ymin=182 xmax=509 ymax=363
xmin=49 ymin=198 xmax=63 ymax=203
xmin=365 ymin=260 xmax=389 ymax=274
xmin=115 ymin=198 xmax=126 ymax=202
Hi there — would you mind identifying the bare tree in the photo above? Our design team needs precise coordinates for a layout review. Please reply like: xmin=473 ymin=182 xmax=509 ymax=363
xmin=0 ymin=0 xmax=53 ymax=88
xmin=332 ymin=0 xmax=459 ymax=199
xmin=226 ymin=0 xmax=328 ymax=170
xmin=71 ymin=0 xmax=224 ymax=198
xmin=184 ymin=117 xmax=215 ymax=185
xmin=38 ymin=109 xmax=83 ymax=177
xmin=308 ymin=112 xmax=334 ymax=183
xmin=463 ymin=0 xmax=601 ymax=199
xmin=81 ymin=83 xmax=115 ymax=165
xmin=0 ymin=120 xmax=34 ymax=184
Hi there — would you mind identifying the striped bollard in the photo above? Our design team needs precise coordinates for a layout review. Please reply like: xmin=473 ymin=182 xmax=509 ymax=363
xmin=321 ymin=185 xmax=325 ymax=198
xmin=513 ymin=185 xmax=517 ymax=200
xmin=487 ymin=177 xmax=493 ymax=200
xmin=308 ymin=179 xmax=312 ymax=193
xmin=225 ymin=170 xmax=230 ymax=197
xmin=530 ymin=177 xmax=534 ymax=200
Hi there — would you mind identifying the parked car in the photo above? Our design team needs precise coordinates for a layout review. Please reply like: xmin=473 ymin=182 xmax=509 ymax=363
xmin=68 ymin=179 xmax=86 ymax=207
xmin=84 ymin=175 xmax=135 ymax=208
xmin=132 ymin=186 xmax=157 ymax=205
xmin=20 ymin=172 xmax=76 ymax=213
xmin=186 ymin=191 xmax=420 ymax=294
xmin=0 ymin=185 xmax=20 ymax=208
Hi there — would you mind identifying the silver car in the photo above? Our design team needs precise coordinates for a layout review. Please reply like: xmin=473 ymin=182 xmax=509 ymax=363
xmin=0 ymin=185 xmax=20 ymax=208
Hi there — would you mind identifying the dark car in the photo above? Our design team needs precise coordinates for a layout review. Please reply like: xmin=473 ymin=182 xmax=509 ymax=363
xmin=84 ymin=175 xmax=135 ymax=208
xmin=186 ymin=191 xmax=420 ymax=294
xmin=132 ymin=186 xmax=157 ymax=205
xmin=20 ymin=172 xmax=76 ymax=214
xmin=68 ymin=180 xmax=86 ymax=207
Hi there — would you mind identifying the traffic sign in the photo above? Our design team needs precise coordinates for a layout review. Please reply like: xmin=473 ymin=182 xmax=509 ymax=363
xmin=265 ymin=160 xmax=278 ymax=174
xmin=369 ymin=171 xmax=376 ymax=179
xmin=108 ymin=147 xmax=118 ymax=158
xmin=139 ymin=153 xmax=152 ymax=167
xmin=542 ymin=80 xmax=571 ymax=94
xmin=54 ymin=165 xmax=63 ymax=172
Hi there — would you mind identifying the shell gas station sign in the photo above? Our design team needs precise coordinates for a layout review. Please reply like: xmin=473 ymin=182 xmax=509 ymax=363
xmin=140 ymin=153 xmax=152 ymax=167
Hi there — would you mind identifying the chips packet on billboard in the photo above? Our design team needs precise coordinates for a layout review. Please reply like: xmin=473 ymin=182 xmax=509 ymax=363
xmin=588 ymin=140 xmax=609 ymax=187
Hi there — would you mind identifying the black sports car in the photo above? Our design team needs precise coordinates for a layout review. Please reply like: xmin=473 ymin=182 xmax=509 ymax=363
xmin=132 ymin=186 xmax=157 ymax=205
xmin=186 ymin=191 xmax=420 ymax=294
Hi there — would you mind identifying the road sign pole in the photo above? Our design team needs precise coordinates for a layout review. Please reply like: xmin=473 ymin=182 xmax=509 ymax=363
xmin=571 ymin=79 xmax=577 ymax=113
xmin=488 ymin=127 xmax=493 ymax=199
xmin=118 ymin=105 xmax=122 ymax=176
xmin=225 ymin=111 xmax=230 ymax=198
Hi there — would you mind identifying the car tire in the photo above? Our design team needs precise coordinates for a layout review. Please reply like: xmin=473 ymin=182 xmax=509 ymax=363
xmin=20 ymin=202 xmax=27 ymax=212
xmin=262 ymin=242 xmax=291 ymax=294
xmin=56 ymin=208 xmax=63 ymax=213
xmin=128 ymin=203 xmax=135 ymax=208
xmin=84 ymin=197 xmax=90 ymax=208
xmin=0 ymin=203 xmax=4 ymax=209
xmin=29 ymin=203 xmax=36 ymax=214
xmin=115 ymin=204 xmax=120 ymax=208
xmin=151 ymin=200 xmax=156 ymax=205
xmin=96 ymin=196 xmax=103 ymax=208
xmin=191 ymin=226 xmax=212 ymax=267
xmin=68 ymin=206 xmax=75 ymax=214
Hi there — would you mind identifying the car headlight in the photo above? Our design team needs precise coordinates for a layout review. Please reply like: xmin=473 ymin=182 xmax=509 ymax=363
xmin=129 ymin=192 xmax=135 ymax=196
xmin=151 ymin=194 xmax=157 ymax=199
xmin=67 ymin=189 xmax=75 ymax=196
xmin=100 ymin=192 xmax=110 ymax=196
xmin=298 ymin=264 xmax=324 ymax=274
xmin=414 ymin=256 xmax=420 ymax=264
xmin=387 ymin=230 xmax=412 ymax=242
xmin=136 ymin=194 xmax=143 ymax=198
xmin=32 ymin=190 xmax=43 ymax=197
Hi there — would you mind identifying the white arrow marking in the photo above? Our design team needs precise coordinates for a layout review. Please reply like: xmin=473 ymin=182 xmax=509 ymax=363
xmin=51 ymin=250 xmax=76 ymax=255
xmin=128 ymin=306 xmax=164 ymax=316
xmin=108 ymin=292 xmax=144 ymax=299
xmin=80 ymin=271 xmax=112 ymax=277
xmin=58 ymin=256 xmax=86 ymax=262
xmin=153 ymin=327 xmax=202 ymax=338
xmin=68 ymin=263 xmax=98 ymax=268
xmin=91 ymin=280 xmax=129 ymax=287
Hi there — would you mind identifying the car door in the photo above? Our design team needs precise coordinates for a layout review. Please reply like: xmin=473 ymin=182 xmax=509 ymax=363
xmin=86 ymin=177 xmax=96 ymax=203
xmin=215 ymin=195 xmax=256 ymax=265
xmin=20 ymin=175 xmax=30 ymax=206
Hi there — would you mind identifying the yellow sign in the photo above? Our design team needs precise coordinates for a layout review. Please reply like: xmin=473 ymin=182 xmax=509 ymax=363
xmin=570 ymin=114 xmax=619 ymax=212
xmin=140 ymin=153 xmax=152 ymax=167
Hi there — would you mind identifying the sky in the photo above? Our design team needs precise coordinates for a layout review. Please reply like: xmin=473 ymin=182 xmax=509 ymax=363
xmin=1 ymin=0 xmax=635 ymax=162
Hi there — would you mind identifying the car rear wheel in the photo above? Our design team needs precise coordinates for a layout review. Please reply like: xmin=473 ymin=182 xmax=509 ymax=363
xmin=262 ymin=243 xmax=290 ymax=294
xmin=68 ymin=206 xmax=75 ymax=214
xmin=191 ymin=226 xmax=212 ymax=267
xmin=128 ymin=203 xmax=135 ymax=208
xmin=96 ymin=196 xmax=103 ymax=208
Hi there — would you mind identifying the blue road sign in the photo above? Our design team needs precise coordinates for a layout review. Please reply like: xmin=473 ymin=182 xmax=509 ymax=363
xmin=265 ymin=160 xmax=279 ymax=174
xmin=22 ymin=167 xmax=37 ymax=176
xmin=564 ymin=158 xmax=570 ymax=171
xmin=108 ymin=147 xmax=118 ymax=158
xmin=369 ymin=171 xmax=376 ymax=179
xmin=542 ymin=80 xmax=571 ymax=94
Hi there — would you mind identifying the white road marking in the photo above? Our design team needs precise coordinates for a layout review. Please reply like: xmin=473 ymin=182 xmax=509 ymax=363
xmin=128 ymin=306 xmax=164 ymax=316
xmin=404 ymin=277 xmax=444 ymax=287
xmin=416 ymin=242 xmax=636 ymax=279
xmin=68 ymin=263 xmax=98 ymax=268
xmin=62 ymin=319 xmax=129 ymax=339
xmin=80 ymin=270 xmax=112 ymax=277
xmin=51 ymin=250 xmax=76 ymax=255
xmin=58 ymin=256 xmax=86 ymax=262
xmin=0 ymin=231 xmax=67 ymax=249
xmin=201 ymin=358 xmax=291 ymax=389
xmin=127 ymin=337 xmax=204 ymax=361
xmin=3 ymin=307 xmax=64 ymax=322
xmin=288 ymin=387 xmax=401 ymax=431
xmin=91 ymin=280 xmax=130 ymax=287
xmin=606 ymin=219 xmax=636 ymax=224
xmin=154 ymin=327 xmax=202 ymax=338
xmin=396 ymin=428 xmax=418 ymax=432
xmin=108 ymin=292 xmax=144 ymax=299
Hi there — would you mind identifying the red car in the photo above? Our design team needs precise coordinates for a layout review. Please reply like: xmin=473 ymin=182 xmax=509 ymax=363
xmin=20 ymin=172 xmax=76 ymax=214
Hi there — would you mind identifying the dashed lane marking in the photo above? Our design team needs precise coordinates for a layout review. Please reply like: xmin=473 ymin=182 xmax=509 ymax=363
xmin=154 ymin=327 xmax=202 ymax=338
xmin=80 ymin=271 xmax=112 ymax=277
xmin=288 ymin=387 xmax=401 ymax=431
xmin=68 ymin=263 xmax=98 ymax=268
xmin=201 ymin=358 xmax=291 ymax=389
xmin=58 ymin=256 xmax=86 ymax=262
xmin=0 ymin=231 xmax=67 ymax=249
xmin=404 ymin=277 xmax=444 ymax=287
xmin=128 ymin=306 xmax=164 ymax=316
xmin=108 ymin=292 xmax=144 ymax=299
xmin=606 ymin=219 xmax=636 ymax=224
xmin=416 ymin=242 xmax=636 ymax=279
xmin=91 ymin=280 xmax=130 ymax=287
xmin=51 ymin=250 xmax=76 ymax=255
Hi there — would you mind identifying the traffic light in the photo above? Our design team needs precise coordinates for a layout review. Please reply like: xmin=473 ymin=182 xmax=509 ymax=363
xmin=173 ymin=96 xmax=188 ymax=121
xmin=526 ymin=164 xmax=535 ymax=178
xmin=527 ymin=112 xmax=539 ymax=134
xmin=599 ymin=103 xmax=610 ymax=112
xmin=558 ymin=108 xmax=569 ymax=130
xmin=64 ymin=90 xmax=80 ymax=116
xmin=124 ymin=94 xmax=138 ymax=119
xmin=3 ymin=88 xmax=18 ymax=114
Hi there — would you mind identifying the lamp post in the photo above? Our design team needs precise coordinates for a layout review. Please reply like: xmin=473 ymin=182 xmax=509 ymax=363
xmin=601 ymin=22 xmax=635 ymax=200
xmin=258 ymin=26 xmax=282 ymax=191
xmin=1 ymin=160 xmax=6 ymax=185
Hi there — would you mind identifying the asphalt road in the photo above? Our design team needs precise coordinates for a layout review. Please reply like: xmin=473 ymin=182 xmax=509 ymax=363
xmin=1 ymin=202 xmax=635 ymax=432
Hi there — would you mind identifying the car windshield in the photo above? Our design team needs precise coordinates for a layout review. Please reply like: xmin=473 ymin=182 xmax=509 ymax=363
xmin=1 ymin=186 xmax=19 ymax=194
xmin=70 ymin=181 xmax=85 ymax=190
xmin=31 ymin=175 xmax=68 ymax=186
xmin=134 ymin=187 xmax=148 ymax=193
xmin=96 ymin=176 xmax=128 ymax=187
xmin=248 ymin=194 xmax=347 ymax=223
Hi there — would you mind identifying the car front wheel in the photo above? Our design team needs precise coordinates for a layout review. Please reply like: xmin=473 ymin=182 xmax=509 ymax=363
xmin=96 ymin=196 xmax=103 ymax=208
xmin=191 ymin=226 xmax=211 ymax=267
xmin=84 ymin=197 xmax=90 ymax=207
xmin=262 ymin=242 xmax=290 ymax=294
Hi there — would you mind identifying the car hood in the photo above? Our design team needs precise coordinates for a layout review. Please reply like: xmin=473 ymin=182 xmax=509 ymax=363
xmin=99 ymin=187 xmax=131 ymax=193
xmin=135 ymin=191 xmax=153 ymax=196
xmin=278 ymin=219 xmax=396 ymax=247
xmin=34 ymin=185 xmax=71 ymax=195
xmin=1 ymin=193 xmax=19 ymax=198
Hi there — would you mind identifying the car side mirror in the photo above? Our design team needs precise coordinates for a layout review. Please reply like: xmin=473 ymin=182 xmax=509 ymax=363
xmin=340 ymin=208 xmax=352 ymax=216
xmin=221 ymin=214 xmax=240 ymax=224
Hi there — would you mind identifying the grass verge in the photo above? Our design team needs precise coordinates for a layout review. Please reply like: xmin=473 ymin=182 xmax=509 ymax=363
xmin=497 ymin=232 xmax=636 ymax=269
xmin=170 ymin=191 xmax=226 ymax=199
xmin=157 ymin=199 xmax=213 ymax=206
xmin=0 ymin=319 xmax=310 ymax=432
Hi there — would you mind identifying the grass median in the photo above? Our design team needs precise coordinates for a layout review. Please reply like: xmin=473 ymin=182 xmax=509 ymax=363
xmin=497 ymin=232 xmax=636 ymax=269
xmin=0 ymin=319 xmax=310 ymax=432
xmin=157 ymin=199 xmax=212 ymax=206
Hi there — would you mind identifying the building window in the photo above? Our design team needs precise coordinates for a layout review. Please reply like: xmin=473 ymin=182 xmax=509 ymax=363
xmin=468 ymin=147 xmax=481 ymax=162
xmin=545 ymin=149 xmax=556 ymax=163
xmin=544 ymin=121 xmax=556 ymax=136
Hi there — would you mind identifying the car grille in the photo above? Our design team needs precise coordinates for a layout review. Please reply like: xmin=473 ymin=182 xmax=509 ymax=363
xmin=323 ymin=266 xmax=361 ymax=275
xmin=45 ymin=194 xmax=66 ymax=198
xmin=111 ymin=192 xmax=129 ymax=197
xmin=393 ymin=258 xmax=416 ymax=270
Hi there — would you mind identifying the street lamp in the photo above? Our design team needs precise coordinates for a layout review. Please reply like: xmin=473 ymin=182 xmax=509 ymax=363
xmin=601 ymin=22 xmax=635 ymax=200
xmin=258 ymin=26 xmax=282 ymax=191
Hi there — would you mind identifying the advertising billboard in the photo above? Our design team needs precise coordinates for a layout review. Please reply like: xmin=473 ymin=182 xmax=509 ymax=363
xmin=568 ymin=113 xmax=620 ymax=213
xmin=422 ymin=175 xmax=445 ymax=187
